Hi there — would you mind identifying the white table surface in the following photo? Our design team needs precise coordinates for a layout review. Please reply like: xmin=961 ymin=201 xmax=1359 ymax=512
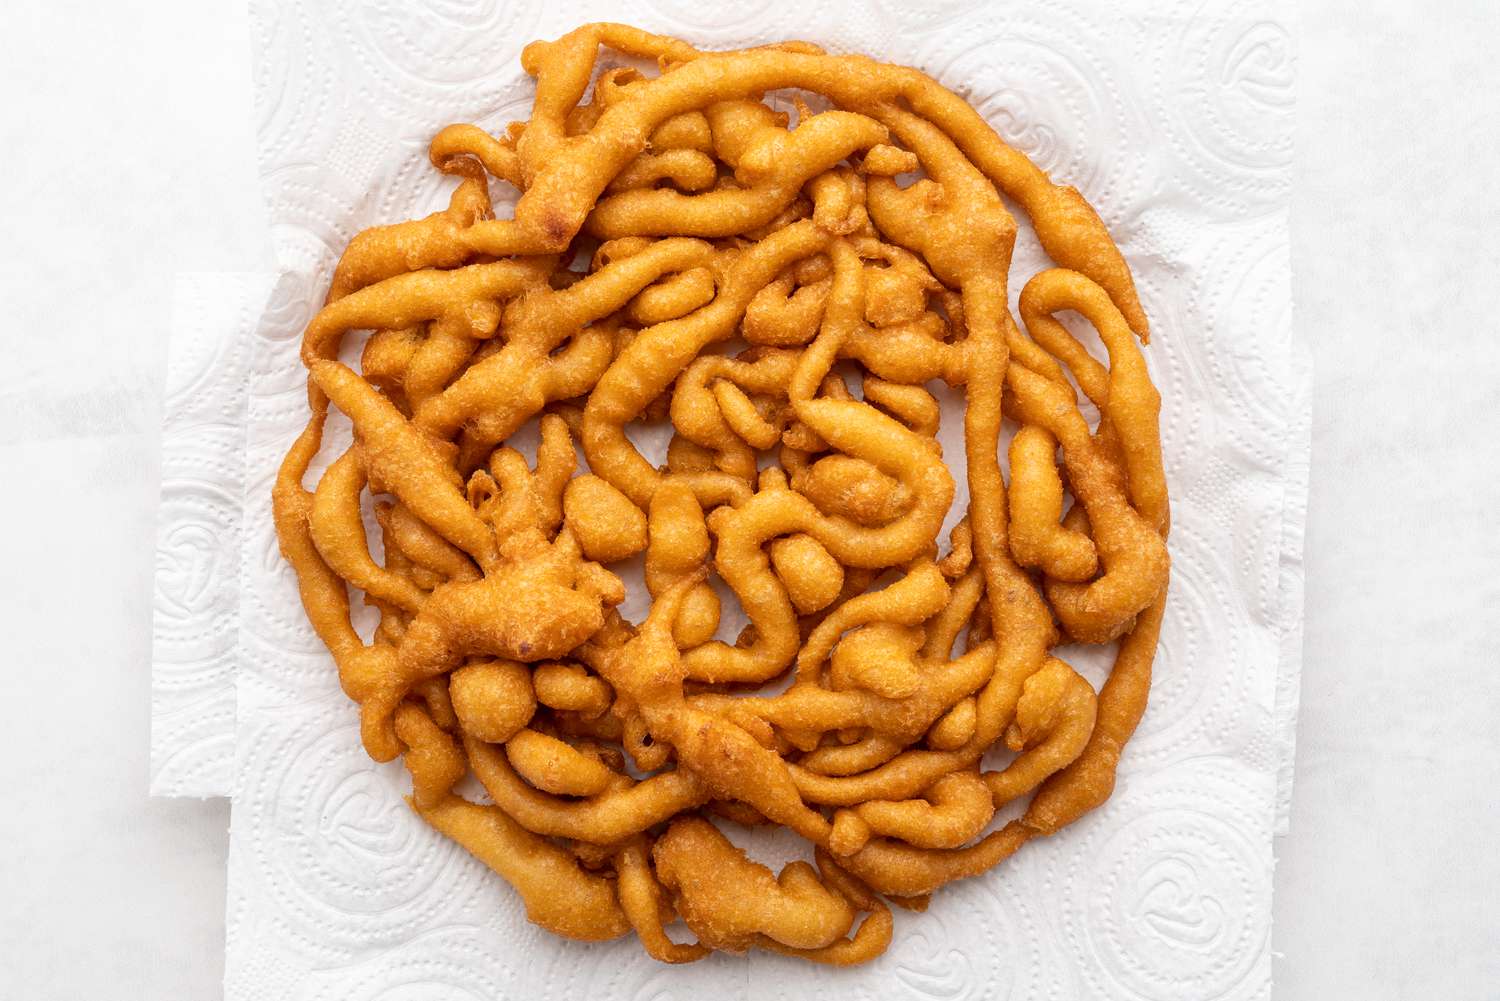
xmin=2 ymin=1 xmax=1497 ymax=998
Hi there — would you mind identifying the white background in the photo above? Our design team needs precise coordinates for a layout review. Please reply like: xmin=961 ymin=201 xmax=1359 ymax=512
xmin=2 ymin=1 xmax=1497 ymax=998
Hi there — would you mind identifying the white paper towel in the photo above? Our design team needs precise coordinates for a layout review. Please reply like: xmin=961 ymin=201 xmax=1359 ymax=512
xmin=150 ymin=271 xmax=274 ymax=797
xmin=212 ymin=0 xmax=1305 ymax=996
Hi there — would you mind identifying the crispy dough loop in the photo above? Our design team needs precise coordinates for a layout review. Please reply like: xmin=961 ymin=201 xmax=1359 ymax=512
xmin=376 ymin=502 xmax=481 ymax=584
xmin=652 ymin=817 xmax=855 ymax=952
xmin=645 ymin=481 xmax=721 ymax=648
xmin=468 ymin=734 xmax=709 ymax=844
xmin=607 ymin=148 xmax=719 ymax=194
xmin=587 ymin=110 xmax=888 ymax=239
xmin=671 ymin=348 xmax=799 ymax=454
xmin=532 ymin=660 xmax=613 ymax=715
xmin=326 ymin=173 xmax=497 ymax=304
xmin=506 ymin=727 xmax=618 ymax=797
xmin=752 ymin=851 xmax=895 ymax=965
xmin=395 ymin=701 xmax=467 ymax=808
xmin=414 ymin=794 xmax=632 ymax=941
xmin=743 ymin=272 xmax=829 ymax=346
xmin=985 ymin=657 xmax=1098 ymax=807
xmin=614 ymin=839 xmax=711 ymax=963
xmin=1019 ymin=268 xmax=1167 ymax=533
xmin=1008 ymin=425 xmax=1099 ymax=582
xmin=310 ymin=448 xmax=428 ymax=611
xmin=829 ymin=768 xmax=994 ymax=855
xmin=1007 ymin=365 xmax=1168 ymax=643
xmin=583 ymin=220 xmax=832 ymax=510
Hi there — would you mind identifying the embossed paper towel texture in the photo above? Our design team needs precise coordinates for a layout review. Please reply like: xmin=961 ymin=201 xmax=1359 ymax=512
xmin=150 ymin=272 xmax=274 ymax=797
xmin=227 ymin=1 xmax=1302 ymax=997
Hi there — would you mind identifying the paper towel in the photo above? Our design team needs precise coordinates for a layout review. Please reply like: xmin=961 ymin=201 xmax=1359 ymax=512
xmin=214 ymin=0 xmax=1304 ymax=996
xmin=150 ymin=272 xmax=274 ymax=797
